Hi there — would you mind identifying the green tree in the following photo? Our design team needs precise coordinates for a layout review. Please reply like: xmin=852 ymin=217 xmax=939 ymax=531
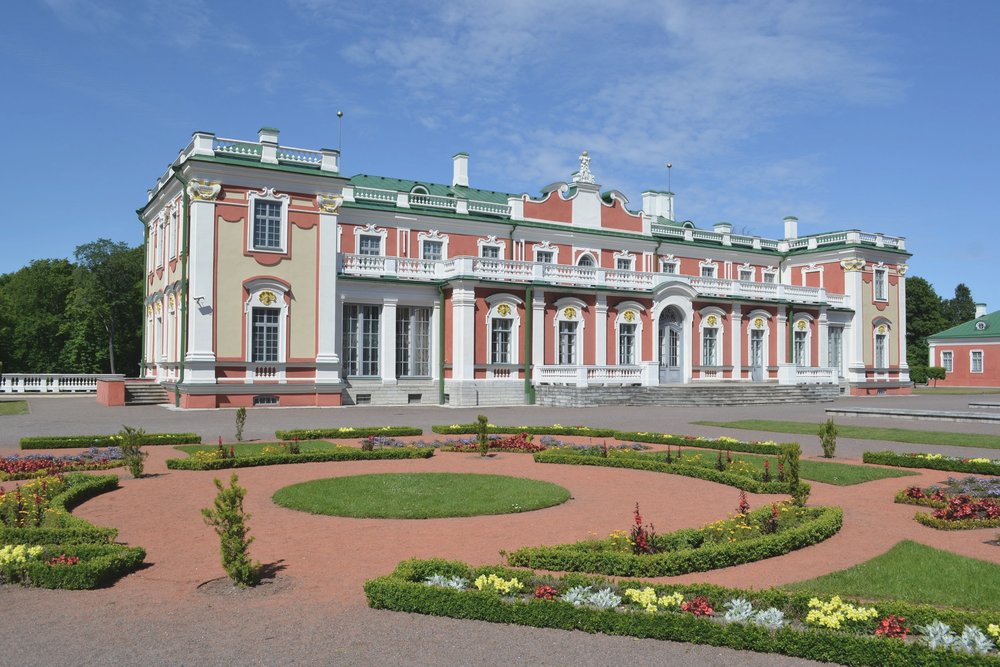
xmin=69 ymin=240 xmax=145 ymax=375
xmin=943 ymin=283 xmax=977 ymax=327
xmin=0 ymin=259 xmax=75 ymax=372
xmin=905 ymin=276 xmax=948 ymax=373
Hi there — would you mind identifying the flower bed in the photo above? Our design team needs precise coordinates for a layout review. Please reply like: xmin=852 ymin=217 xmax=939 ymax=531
xmin=0 ymin=474 xmax=145 ymax=589
xmin=864 ymin=451 xmax=1000 ymax=476
xmin=532 ymin=448 xmax=808 ymax=498
xmin=274 ymin=426 xmax=423 ymax=440
xmin=431 ymin=423 xmax=617 ymax=438
xmin=1 ymin=448 xmax=124 ymax=481
xmin=165 ymin=445 xmax=434 ymax=471
xmin=506 ymin=502 xmax=842 ymax=576
xmin=19 ymin=433 xmax=201 ymax=450
xmin=896 ymin=479 xmax=1000 ymax=530
xmin=366 ymin=558 xmax=1000 ymax=666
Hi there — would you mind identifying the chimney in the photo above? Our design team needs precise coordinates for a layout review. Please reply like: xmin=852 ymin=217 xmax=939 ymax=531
xmin=783 ymin=216 xmax=799 ymax=240
xmin=452 ymin=152 xmax=469 ymax=188
xmin=713 ymin=222 xmax=732 ymax=234
xmin=976 ymin=303 xmax=988 ymax=318
xmin=642 ymin=191 xmax=675 ymax=220
xmin=258 ymin=127 xmax=280 ymax=144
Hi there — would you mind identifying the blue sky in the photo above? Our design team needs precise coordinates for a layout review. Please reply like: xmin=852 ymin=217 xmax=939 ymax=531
xmin=2 ymin=0 xmax=998 ymax=311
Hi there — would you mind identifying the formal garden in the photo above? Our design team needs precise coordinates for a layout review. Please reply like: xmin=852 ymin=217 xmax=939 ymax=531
xmin=2 ymin=411 xmax=1000 ymax=665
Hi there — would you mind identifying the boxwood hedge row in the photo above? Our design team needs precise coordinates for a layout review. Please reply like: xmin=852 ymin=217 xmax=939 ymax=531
xmin=20 ymin=433 xmax=201 ymax=450
xmin=864 ymin=451 xmax=1000 ymax=476
xmin=274 ymin=426 xmax=423 ymax=440
xmin=166 ymin=447 xmax=434 ymax=471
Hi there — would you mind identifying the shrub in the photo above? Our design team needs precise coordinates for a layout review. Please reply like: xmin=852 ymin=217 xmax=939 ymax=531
xmin=927 ymin=367 xmax=946 ymax=387
xmin=201 ymin=474 xmax=260 ymax=588
xmin=274 ymin=426 xmax=423 ymax=440
xmin=613 ymin=431 xmax=782 ymax=455
xmin=629 ymin=503 xmax=657 ymax=555
xmin=116 ymin=425 xmax=147 ymax=478
xmin=476 ymin=415 xmax=490 ymax=457
xmin=234 ymin=407 xmax=247 ymax=442
xmin=431 ymin=424 xmax=618 ymax=437
xmin=166 ymin=446 xmax=433 ymax=471
xmin=20 ymin=433 xmax=201 ymax=450
xmin=819 ymin=419 xmax=838 ymax=459
xmin=864 ymin=451 xmax=1000 ymax=476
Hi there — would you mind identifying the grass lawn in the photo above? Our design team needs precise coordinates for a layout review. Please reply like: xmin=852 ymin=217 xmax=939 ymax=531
xmin=0 ymin=400 xmax=28 ymax=416
xmin=717 ymin=452 xmax=916 ymax=486
xmin=272 ymin=472 xmax=571 ymax=519
xmin=696 ymin=419 xmax=1000 ymax=450
xmin=914 ymin=387 xmax=1000 ymax=395
xmin=175 ymin=441 xmax=342 ymax=456
xmin=785 ymin=540 xmax=1000 ymax=611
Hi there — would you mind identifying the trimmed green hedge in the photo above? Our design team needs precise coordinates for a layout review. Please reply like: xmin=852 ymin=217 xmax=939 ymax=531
xmin=893 ymin=490 xmax=947 ymax=509
xmin=366 ymin=559 xmax=999 ymax=667
xmin=274 ymin=426 xmax=423 ymax=440
xmin=166 ymin=446 xmax=434 ymax=471
xmin=913 ymin=512 xmax=1000 ymax=531
xmin=533 ymin=450 xmax=806 ymax=496
xmin=21 ymin=543 xmax=147 ymax=589
xmin=20 ymin=433 xmax=201 ymax=450
xmin=0 ymin=474 xmax=120 ymax=544
xmin=863 ymin=451 xmax=1000 ymax=476
xmin=506 ymin=506 xmax=842 ymax=576
xmin=431 ymin=424 xmax=618 ymax=437
xmin=613 ymin=431 xmax=782 ymax=455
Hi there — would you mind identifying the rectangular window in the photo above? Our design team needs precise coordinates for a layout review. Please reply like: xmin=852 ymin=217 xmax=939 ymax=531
xmin=793 ymin=331 xmax=808 ymax=366
xmin=421 ymin=240 xmax=443 ymax=260
xmin=616 ymin=257 xmax=633 ymax=270
xmin=739 ymin=269 xmax=754 ymax=282
xmin=342 ymin=304 xmax=380 ymax=377
xmin=357 ymin=235 xmax=382 ymax=256
xmin=396 ymin=307 xmax=431 ymax=377
xmin=253 ymin=200 xmax=282 ymax=250
xmin=700 ymin=265 xmax=716 ymax=278
xmin=941 ymin=350 xmax=953 ymax=372
xmin=491 ymin=318 xmax=513 ymax=364
xmin=661 ymin=261 xmax=678 ymax=274
xmin=535 ymin=250 xmax=554 ymax=264
xmin=558 ymin=321 xmax=577 ymax=365
xmin=702 ymin=328 xmax=718 ymax=366
xmin=828 ymin=327 xmax=843 ymax=376
xmin=618 ymin=323 xmax=637 ymax=364
xmin=874 ymin=333 xmax=888 ymax=368
xmin=480 ymin=245 xmax=501 ymax=259
xmin=762 ymin=272 xmax=777 ymax=283
xmin=251 ymin=308 xmax=280 ymax=362
xmin=874 ymin=268 xmax=888 ymax=301
xmin=971 ymin=350 xmax=984 ymax=373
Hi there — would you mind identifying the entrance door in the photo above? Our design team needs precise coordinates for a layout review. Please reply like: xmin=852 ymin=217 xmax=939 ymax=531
xmin=749 ymin=328 xmax=765 ymax=382
xmin=658 ymin=308 xmax=683 ymax=383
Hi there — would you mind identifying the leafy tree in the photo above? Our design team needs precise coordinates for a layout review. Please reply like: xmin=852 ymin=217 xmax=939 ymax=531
xmin=905 ymin=276 xmax=947 ymax=373
xmin=70 ymin=240 xmax=144 ymax=375
xmin=942 ymin=283 xmax=977 ymax=327
xmin=0 ymin=259 xmax=75 ymax=372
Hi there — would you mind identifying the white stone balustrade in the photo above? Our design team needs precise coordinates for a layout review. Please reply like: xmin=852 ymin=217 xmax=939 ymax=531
xmin=0 ymin=374 xmax=124 ymax=393
xmin=533 ymin=364 xmax=652 ymax=387
xmin=777 ymin=364 xmax=838 ymax=385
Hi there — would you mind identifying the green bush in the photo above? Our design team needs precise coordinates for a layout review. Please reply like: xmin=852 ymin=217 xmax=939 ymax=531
xmin=927 ymin=367 xmax=946 ymax=386
xmin=863 ymin=451 xmax=1000 ymax=476
xmin=202 ymin=474 xmax=260 ymax=588
xmin=20 ymin=543 xmax=147 ymax=589
xmin=235 ymin=406 xmax=247 ymax=442
xmin=818 ymin=419 xmax=837 ymax=459
xmin=431 ymin=424 xmax=618 ymax=437
xmin=533 ymin=450 xmax=805 ymax=496
xmin=613 ymin=431 xmax=783 ymax=455
xmin=116 ymin=425 xmax=147 ymax=478
xmin=909 ymin=366 xmax=928 ymax=385
xmin=166 ymin=447 xmax=434 ymax=471
xmin=20 ymin=433 xmax=201 ymax=450
xmin=913 ymin=512 xmax=1000 ymax=531
xmin=274 ymin=426 xmax=423 ymax=440
xmin=366 ymin=559 xmax=999 ymax=667
xmin=506 ymin=506 xmax=842 ymax=576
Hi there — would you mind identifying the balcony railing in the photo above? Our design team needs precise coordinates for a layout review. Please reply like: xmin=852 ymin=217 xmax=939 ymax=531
xmin=339 ymin=254 xmax=850 ymax=307
xmin=533 ymin=364 xmax=655 ymax=387
xmin=0 ymin=374 xmax=124 ymax=393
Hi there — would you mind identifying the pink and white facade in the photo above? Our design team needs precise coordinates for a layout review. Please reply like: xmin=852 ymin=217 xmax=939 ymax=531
xmin=139 ymin=128 xmax=912 ymax=408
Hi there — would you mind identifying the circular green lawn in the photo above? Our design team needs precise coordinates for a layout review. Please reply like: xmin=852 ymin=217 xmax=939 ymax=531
xmin=272 ymin=472 xmax=571 ymax=519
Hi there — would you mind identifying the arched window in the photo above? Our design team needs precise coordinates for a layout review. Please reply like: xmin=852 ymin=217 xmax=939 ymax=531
xmin=873 ymin=320 xmax=891 ymax=369
xmin=485 ymin=295 xmax=522 ymax=365
xmin=553 ymin=298 xmax=587 ymax=365
xmin=792 ymin=316 xmax=812 ymax=366
xmin=615 ymin=302 xmax=645 ymax=365
xmin=700 ymin=310 xmax=724 ymax=366
xmin=244 ymin=279 xmax=290 ymax=363
xmin=577 ymin=253 xmax=596 ymax=267
xmin=746 ymin=311 xmax=771 ymax=375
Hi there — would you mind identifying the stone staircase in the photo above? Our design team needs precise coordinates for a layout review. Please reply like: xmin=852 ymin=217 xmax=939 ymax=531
xmin=536 ymin=383 xmax=841 ymax=408
xmin=124 ymin=381 xmax=169 ymax=406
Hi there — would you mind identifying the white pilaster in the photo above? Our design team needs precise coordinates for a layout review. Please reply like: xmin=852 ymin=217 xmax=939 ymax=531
xmin=896 ymin=268 xmax=910 ymax=380
xmin=595 ymin=295 xmax=608 ymax=366
xmin=452 ymin=283 xmax=476 ymax=380
xmin=532 ymin=290 xmax=546 ymax=366
xmin=316 ymin=199 xmax=342 ymax=384
xmin=776 ymin=305 xmax=788 ymax=364
xmin=843 ymin=261 xmax=866 ymax=383
xmin=818 ymin=307 xmax=829 ymax=370
xmin=381 ymin=298 xmax=398 ymax=385
xmin=731 ymin=304 xmax=742 ymax=379
xmin=184 ymin=188 xmax=218 ymax=383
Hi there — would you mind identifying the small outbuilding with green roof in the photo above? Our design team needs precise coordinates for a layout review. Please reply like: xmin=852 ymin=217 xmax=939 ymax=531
xmin=928 ymin=304 xmax=1000 ymax=387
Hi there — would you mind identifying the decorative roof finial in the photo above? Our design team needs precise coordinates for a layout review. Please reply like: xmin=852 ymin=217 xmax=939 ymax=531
xmin=575 ymin=150 xmax=595 ymax=184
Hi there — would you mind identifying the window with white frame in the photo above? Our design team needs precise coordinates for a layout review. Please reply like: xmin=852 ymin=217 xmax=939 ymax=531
xmin=615 ymin=306 xmax=643 ymax=366
xmin=252 ymin=199 xmax=283 ymax=250
xmin=700 ymin=262 xmax=717 ymax=278
xmin=396 ymin=307 xmax=431 ymax=377
xmin=358 ymin=235 xmax=382 ymax=256
xmin=421 ymin=240 xmax=443 ymax=260
xmin=618 ymin=323 xmax=637 ymax=364
xmin=167 ymin=206 xmax=177 ymax=259
xmin=615 ymin=253 xmax=634 ymax=271
xmin=491 ymin=318 xmax=513 ymax=364
xmin=793 ymin=319 xmax=810 ymax=366
xmin=342 ymin=304 xmax=380 ymax=377
xmin=156 ymin=217 xmax=165 ymax=267
xmin=762 ymin=270 xmax=777 ymax=283
xmin=487 ymin=299 xmax=520 ymax=366
xmin=660 ymin=259 xmax=679 ymax=274
xmin=554 ymin=302 xmax=585 ymax=365
xmin=559 ymin=321 xmax=578 ymax=364
xmin=874 ymin=266 xmax=888 ymax=301
xmin=701 ymin=313 xmax=722 ymax=366
xmin=244 ymin=282 xmax=288 ymax=364
xmin=971 ymin=350 xmax=984 ymax=373
xmin=577 ymin=253 xmax=596 ymax=267
xmin=480 ymin=244 xmax=501 ymax=258
xmin=941 ymin=350 xmax=953 ymax=372
xmin=739 ymin=266 xmax=754 ymax=282
xmin=874 ymin=322 xmax=890 ymax=368
xmin=535 ymin=250 xmax=554 ymax=263
xmin=251 ymin=308 xmax=280 ymax=362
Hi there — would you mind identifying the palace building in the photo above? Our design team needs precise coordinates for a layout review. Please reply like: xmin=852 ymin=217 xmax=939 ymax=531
xmin=138 ymin=128 xmax=912 ymax=408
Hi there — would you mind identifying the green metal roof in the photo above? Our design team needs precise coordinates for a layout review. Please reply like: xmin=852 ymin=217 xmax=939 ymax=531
xmin=349 ymin=174 xmax=514 ymax=205
xmin=929 ymin=310 xmax=1000 ymax=340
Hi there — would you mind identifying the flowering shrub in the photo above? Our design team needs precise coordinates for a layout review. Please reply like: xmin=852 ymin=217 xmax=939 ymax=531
xmin=736 ymin=490 xmax=750 ymax=516
xmin=45 ymin=554 xmax=81 ymax=567
xmin=0 ymin=448 xmax=123 ymax=481
xmin=474 ymin=573 xmax=523 ymax=595
xmin=534 ymin=584 xmax=558 ymax=600
xmin=629 ymin=503 xmax=657 ymax=555
xmin=681 ymin=596 xmax=714 ymax=616
xmin=442 ymin=433 xmax=545 ymax=454
xmin=865 ymin=450 xmax=1000 ymax=476
xmin=874 ymin=614 xmax=910 ymax=639
xmin=932 ymin=495 xmax=1000 ymax=521
xmin=0 ymin=476 xmax=67 ymax=528
xmin=624 ymin=587 xmax=683 ymax=613
xmin=805 ymin=596 xmax=879 ymax=630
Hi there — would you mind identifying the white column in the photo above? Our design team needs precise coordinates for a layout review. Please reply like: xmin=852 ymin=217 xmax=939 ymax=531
xmin=532 ymin=289 xmax=546 ymax=367
xmin=381 ymin=298 xmax=398 ymax=385
xmin=818 ymin=307 xmax=829 ymax=370
xmin=844 ymin=263 xmax=866 ymax=383
xmin=730 ymin=304 xmax=742 ymax=379
xmin=594 ymin=295 xmax=608 ymax=366
xmin=896 ymin=268 xmax=910 ymax=380
xmin=776 ymin=305 xmax=788 ymax=364
xmin=451 ymin=283 xmax=476 ymax=381
xmin=316 ymin=204 xmax=341 ymax=383
xmin=184 ymin=191 xmax=218 ymax=383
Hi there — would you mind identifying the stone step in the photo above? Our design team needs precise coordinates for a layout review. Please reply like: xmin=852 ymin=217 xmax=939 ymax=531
xmin=124 ymin=382 xmax=169 ymax=405
xmin=536 ymin=384 xmax=839 ymax=408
